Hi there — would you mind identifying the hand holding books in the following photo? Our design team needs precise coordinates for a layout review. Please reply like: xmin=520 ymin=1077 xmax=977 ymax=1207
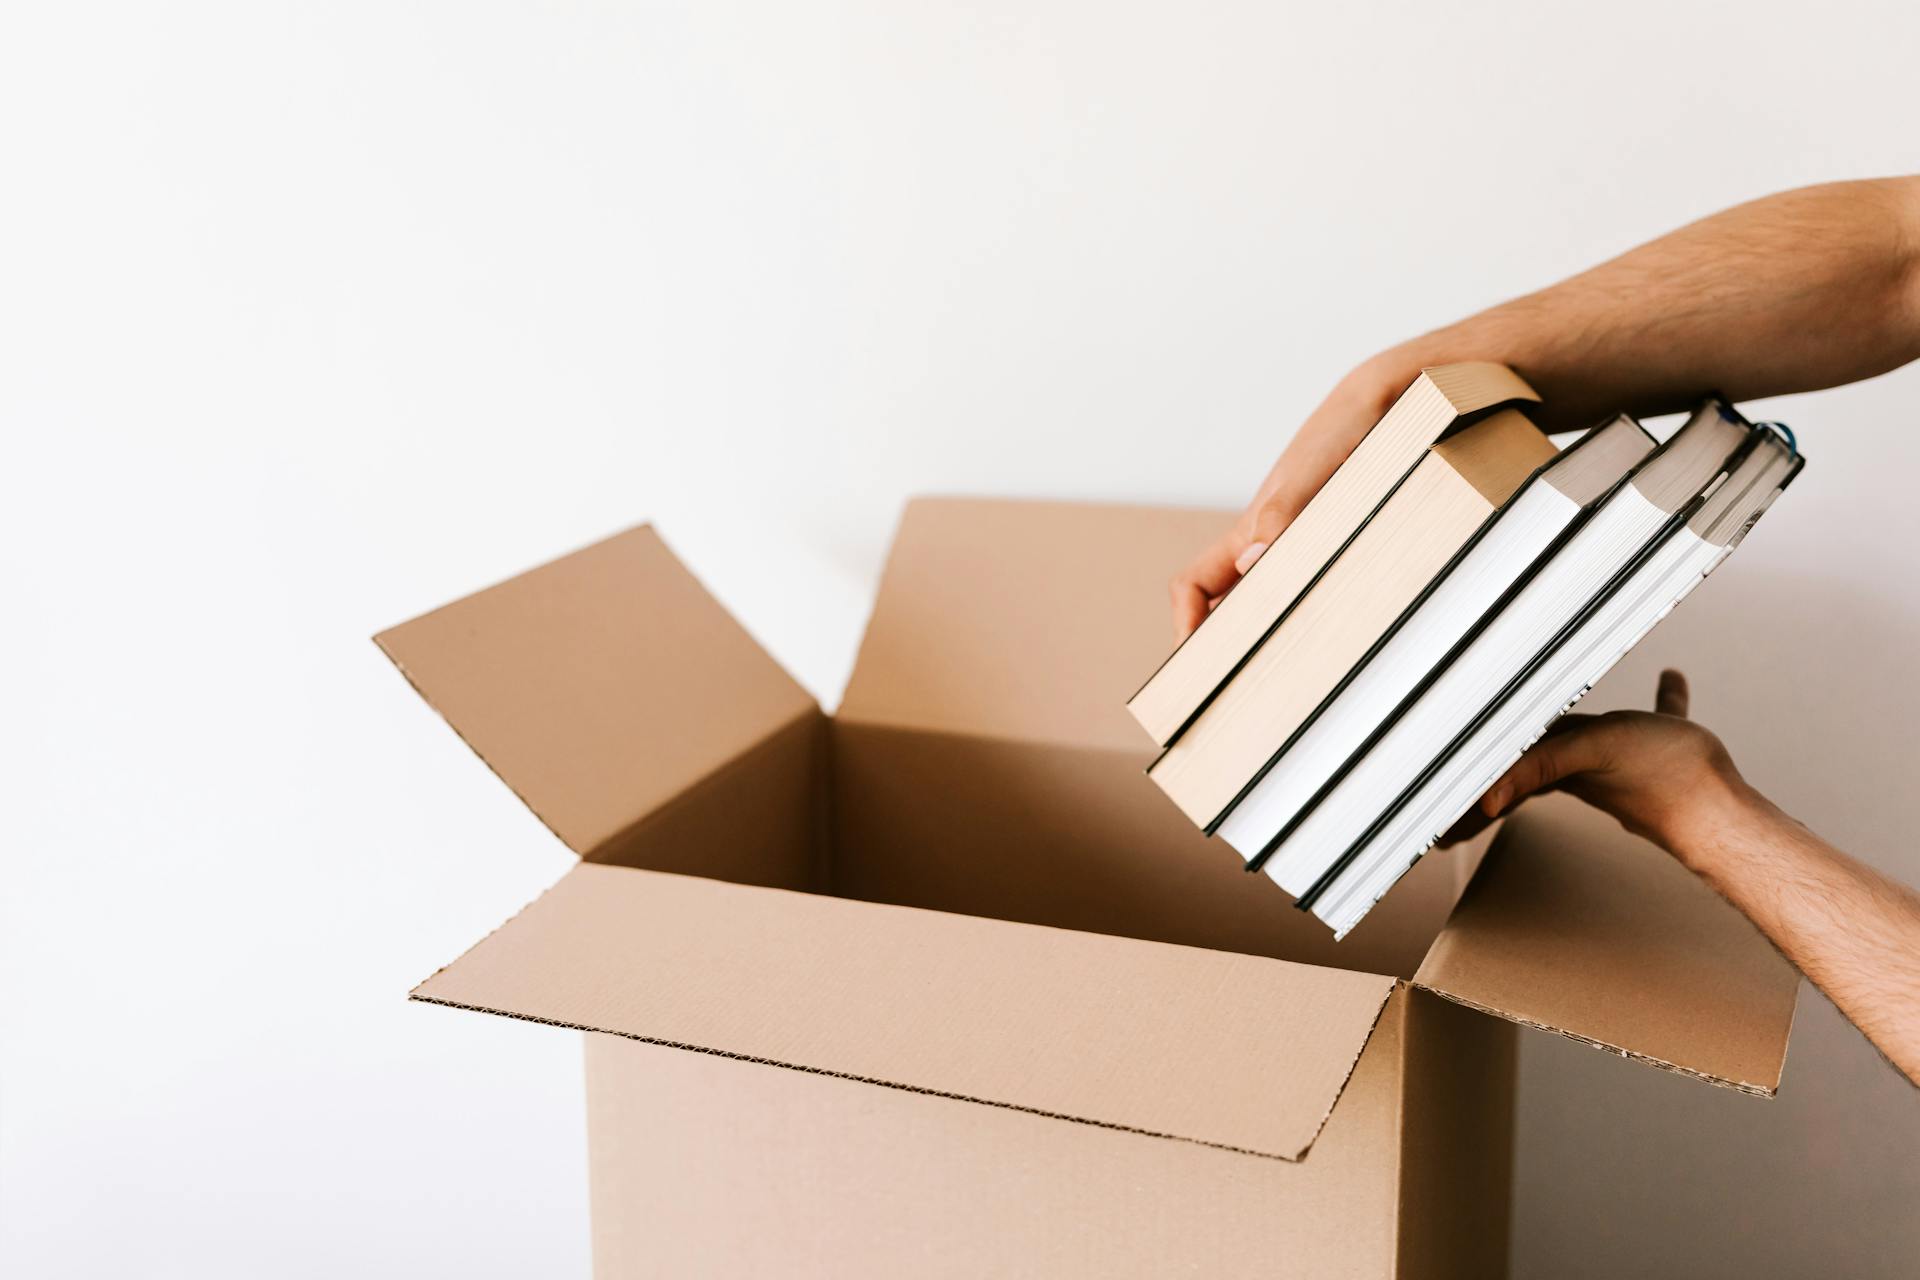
xmin=1133 ymin=370 xmax=1801 ymax=936
xmin=1439 ymin=668 xmax=1738 ymax=853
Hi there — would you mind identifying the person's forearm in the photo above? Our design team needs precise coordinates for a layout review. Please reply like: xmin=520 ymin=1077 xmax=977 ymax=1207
xmin=1371 ymin=176 xmax=1920 ymax=430
xmin=1175 ymin=176 xmax=1920 ymax=637
xmin=1669 ymin=779 xmax=1920 ymax=1086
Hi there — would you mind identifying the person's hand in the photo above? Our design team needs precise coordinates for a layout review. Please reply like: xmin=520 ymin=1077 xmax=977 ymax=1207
xmin=1168 ymin=357 xmax=1409 ymax=640
xmin=1441 ymin=670 xmax=1750 ymax=853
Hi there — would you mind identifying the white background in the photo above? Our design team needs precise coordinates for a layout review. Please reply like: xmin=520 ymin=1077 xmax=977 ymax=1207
xmin=4 ymin=2 xmax=1918 ymax=1275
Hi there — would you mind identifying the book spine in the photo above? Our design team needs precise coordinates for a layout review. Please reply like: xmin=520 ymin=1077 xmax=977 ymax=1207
xmin=1292 ymin=428 xmax=1770 ymax=911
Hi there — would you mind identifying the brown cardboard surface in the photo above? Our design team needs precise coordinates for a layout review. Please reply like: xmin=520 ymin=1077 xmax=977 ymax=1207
xmin=1415 ymin=793 xmax=1799 ymax=1094
xmin=415 ymin=860 xmax=1399 ymax=1160
xmin=838 ymin=497 xmax=1230 ymax=752
xmin=831 ymin=720 xmax=1467 ymax=980
xmin=584 ymin=707 xmax=827 ymax=892
xmin=582 ymin=989 xmax=1413 ymax=1279
xmin=1394 ymin=988 xmax=1518 ymax=1279
xmin=380 ymin=501 xmax=1814 ymax=1278
xmin=375 ymin=526 xmax=816 ymax=857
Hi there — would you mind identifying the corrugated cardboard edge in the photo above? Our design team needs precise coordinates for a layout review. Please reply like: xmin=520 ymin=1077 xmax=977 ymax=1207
xmin=1414 ymin=795 xmax=1798 ymax=1097
xmin=372 ymin=522 xmax=822 ymax=862
xmin=1410 ymin=982 xmax=1790 ymax=1098
xmin=374 ymin=523 xmax=820 ymax=860
xmin=412 ymin=986 xmax=1392 ymax=1162
xmin=374 ymin=632 xmax=582 ymax=853
xmin=1291 ymin=982 xmax=1401 ymax=1160
xmin=406 ymin=875 xmax=1401 ymax=1164
xmin=376 ymin=629 xmax=819 ymax=864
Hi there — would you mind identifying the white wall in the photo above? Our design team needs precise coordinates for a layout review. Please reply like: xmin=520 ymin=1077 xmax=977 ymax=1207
xmin=4 ymin=3 xmax=1916 ymax=1275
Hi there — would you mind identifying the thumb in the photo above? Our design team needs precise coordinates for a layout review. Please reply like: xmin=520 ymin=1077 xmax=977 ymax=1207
xmin=1247 ymin=497 xmax=1297 ymax=547
xmin=1655 ymin=668 xmax=1690 ymax=718
xmin=1479 ymin=715 xmax=1614 ymax=818
xmin=1232 ymin=493 xmax=1310 ymax=575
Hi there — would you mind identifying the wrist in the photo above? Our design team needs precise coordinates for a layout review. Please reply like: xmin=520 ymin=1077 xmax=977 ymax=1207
xmin=1655 ymin=767 xmax=1767 ymax=875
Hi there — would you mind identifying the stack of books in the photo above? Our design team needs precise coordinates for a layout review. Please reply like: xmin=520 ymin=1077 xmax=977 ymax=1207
xmin=1132 ymin=363 xmax=1802 ymax=937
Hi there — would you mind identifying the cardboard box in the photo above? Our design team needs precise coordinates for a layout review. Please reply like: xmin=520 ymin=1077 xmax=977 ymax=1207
xmin=378 ymin=498 xmax=1799 ymax=1278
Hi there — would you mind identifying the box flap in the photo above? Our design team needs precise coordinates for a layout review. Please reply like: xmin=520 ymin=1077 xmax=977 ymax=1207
xmin=1414 ymin=794 xmax=1798 ymax=1095
xmin=839 ymin=497 xmax=1231 ymax=751
xmin=376 ymin=527 xmax=816 ymax=858
xmin=414 ymin=862 xmax=1399 ymax=1161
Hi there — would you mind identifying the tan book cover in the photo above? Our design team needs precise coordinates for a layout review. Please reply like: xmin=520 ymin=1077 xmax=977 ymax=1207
xmin=1127 ymin=363 xmax=1539 ymax=746
xmin=1147 ymin=407 xmax=1556 ymax=827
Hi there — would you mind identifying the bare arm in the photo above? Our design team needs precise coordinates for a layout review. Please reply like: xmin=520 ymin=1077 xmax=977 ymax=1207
xmin=1174 ymin=176 xmax=1920 ymax=637
xmin=1689 ymin=788 xmax=1920 ymax=1084
xmin=1457 ymin=671 xmax=1920 ymax=1085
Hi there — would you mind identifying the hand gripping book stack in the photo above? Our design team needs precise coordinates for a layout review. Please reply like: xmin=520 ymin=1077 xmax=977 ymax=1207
xmin=1132 ymin=364 xmax=1803 ymax=937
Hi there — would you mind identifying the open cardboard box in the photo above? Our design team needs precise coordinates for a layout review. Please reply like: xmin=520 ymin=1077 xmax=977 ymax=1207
xmin=378 ymin=498 xmax=1799 ymax=1278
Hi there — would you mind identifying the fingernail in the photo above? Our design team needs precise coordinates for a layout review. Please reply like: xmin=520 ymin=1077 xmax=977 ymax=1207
xmin=1233 ymin=542 xmax=1268 ymax=574
xmin=1486 ymin=785 xmax=1510 ymax=816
